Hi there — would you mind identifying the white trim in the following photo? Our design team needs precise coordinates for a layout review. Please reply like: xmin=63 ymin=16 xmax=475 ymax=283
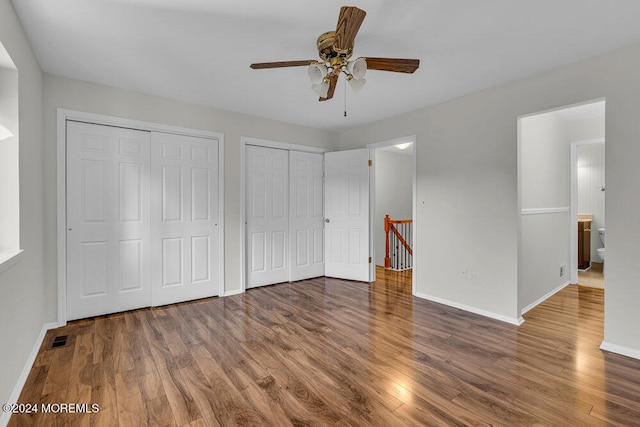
xmin=0 ymin=322 xmax=58 ymax=427
xmin=517 ymin=97 xmax=606 ymax=120
xmin=570 ymin=137 xmax=605 ymax=284
xmin=414 ymin=291 xmax=524 ymax=326
xmin=57 ymin=108 xmax=225 ymax=325
xmin=521 ymin=207 xmax=569 ymax=215
xmin=600 ymin=341 xmax=640 ymax=360
xmin=521 ymin=280 xmax=570 ymax=315
xmin=240 ymin=140 xmax=247 ymax=293
xmin=0 ymin=249 xmax=23 ymax=275
xmin=217 ymin=139 xmax=225 ymax=299
xmin=367 ymin=135 xmax=417 ymax=289
xmin=222 ymin=289 xmax=244 ymax=297
xmin=240 ymin=136 xmax=331 ymax=291
xmin=242 ymin=136 xmax=331 ymax=154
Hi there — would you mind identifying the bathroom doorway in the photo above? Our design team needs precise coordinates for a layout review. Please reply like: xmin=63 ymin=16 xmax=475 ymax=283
xmin=571 ymin=139 xmax=605 ymax=289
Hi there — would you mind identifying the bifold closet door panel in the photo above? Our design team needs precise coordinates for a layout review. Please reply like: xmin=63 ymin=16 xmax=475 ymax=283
xmin=246 ymin=145 xmax=289 ymax=288
xmin=151 ymin=132 xmax=220 ymax=306
xmin=66 ymin=121 xmax=152 ymax=321
xmin=290 ymin=151 xmax=325 ymax=281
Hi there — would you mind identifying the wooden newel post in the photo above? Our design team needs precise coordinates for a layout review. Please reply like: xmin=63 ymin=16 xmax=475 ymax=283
xmin=384 ymin=214 xmax=391 ymax=269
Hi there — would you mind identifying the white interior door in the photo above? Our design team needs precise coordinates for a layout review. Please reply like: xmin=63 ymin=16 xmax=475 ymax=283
xmin=151 ymin=132 xmax=220 ymax=306
xmin=246 ymin=145 xmax=289 ymax=288
xmin=324 ymin=148 xmax=371 ymax=281
xmin=290 ymin=151 xmax=324 ymax=281
xmin=66 ymin=121 xmax=151 ymax=320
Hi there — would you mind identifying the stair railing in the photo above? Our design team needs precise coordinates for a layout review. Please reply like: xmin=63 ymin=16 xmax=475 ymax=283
xmin=384 ymin=214 xmax=413 ymax=271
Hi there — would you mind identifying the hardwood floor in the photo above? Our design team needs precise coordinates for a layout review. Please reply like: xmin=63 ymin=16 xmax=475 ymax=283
xmin=9 ymin=273 xmax=640 ymax=426
xmin=578 ymin=262 xmax=605 ymax=289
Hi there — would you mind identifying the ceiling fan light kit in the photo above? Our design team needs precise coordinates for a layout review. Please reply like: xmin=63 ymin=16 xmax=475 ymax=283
xmin=312 ymin=81 xmax=330 ymax=98
xmin=250 ymin=6 xmax=420 ymax=102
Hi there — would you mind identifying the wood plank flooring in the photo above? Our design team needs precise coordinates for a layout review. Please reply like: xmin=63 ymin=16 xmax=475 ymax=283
xmin=9 ymin=270 xmax=640 ymax=426
xmin=578 ymin=262 xmax=605 ymax=289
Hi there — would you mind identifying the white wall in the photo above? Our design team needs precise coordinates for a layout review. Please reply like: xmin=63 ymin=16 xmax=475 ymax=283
xmin=42 ymin=74 xmax=338 ymax=318
xmin=519 ymin=112 xmax=570 ymax=311
xmin=577 ymin=143 xmax=605 ymax=260
xmin=340 ymin=43 xmax=640 ymax=352
xmin=374 ymin=150 xmax=412 ymax=266
xmin=0 ymin=0 xmax=46 ymax=408
xmin=0 ymin=66 xmax=19 ymax=253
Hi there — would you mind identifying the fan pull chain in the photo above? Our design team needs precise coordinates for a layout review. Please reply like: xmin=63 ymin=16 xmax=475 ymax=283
xmin=344 ymin=78 xmax=347 ymax=117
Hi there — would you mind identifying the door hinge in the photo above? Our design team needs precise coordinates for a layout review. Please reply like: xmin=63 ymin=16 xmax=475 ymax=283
xmin=368 ymin=159 xmax=373 ymax=167
xmin=369 ymin=256 xmax=372 ymax=263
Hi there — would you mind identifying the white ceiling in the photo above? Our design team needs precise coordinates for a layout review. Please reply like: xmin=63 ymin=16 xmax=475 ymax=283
xmin=10 ymin=0 xmax=640 ymax=131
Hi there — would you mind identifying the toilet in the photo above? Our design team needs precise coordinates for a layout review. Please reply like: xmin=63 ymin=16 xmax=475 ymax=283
xmin=597 ymin=228 xmax=605 ymax=261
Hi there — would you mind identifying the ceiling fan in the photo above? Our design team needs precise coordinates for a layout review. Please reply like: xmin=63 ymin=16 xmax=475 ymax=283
xmin=250 ymin=6 xmax=420 ymax=101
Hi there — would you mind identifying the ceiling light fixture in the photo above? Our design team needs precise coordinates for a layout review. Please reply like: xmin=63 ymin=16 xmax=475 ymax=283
xmin=394 ymin=142 xmax=413 ymax=151
xmin=308 ymin=57 xmax=367 ymax=97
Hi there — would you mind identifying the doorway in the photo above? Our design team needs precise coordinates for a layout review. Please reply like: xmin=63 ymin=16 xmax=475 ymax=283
xmin=368 ymin=136 xmax=417 ymax=294
xmin=518 ymin=99 xmax=605 ymax=314
xmin=571 ymin=139 xmax=605 ymax=288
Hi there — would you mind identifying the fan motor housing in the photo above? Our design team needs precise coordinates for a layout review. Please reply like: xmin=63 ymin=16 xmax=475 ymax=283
xmin=317 ymin=31 xmax=353 ymax=61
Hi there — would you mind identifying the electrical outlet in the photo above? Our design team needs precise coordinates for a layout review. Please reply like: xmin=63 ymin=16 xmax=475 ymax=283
xmin=560 ymin=264 xmax=565 ymax=277
xmin=469 ymin=271 xmax=477 ymax=281
xmin=461 ymin=269 xmax=468 ymax=280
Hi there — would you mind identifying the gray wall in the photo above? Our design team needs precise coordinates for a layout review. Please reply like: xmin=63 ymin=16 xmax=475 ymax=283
xmin=374 ymin=150 xmax=413 ymax=266
xmin=520 ymin=112 xmax=570 ymax=311
xmin=0 ymin=0 xmax=45 ymax=407
xmin=340 ymin=43 xmax=640 ymax=351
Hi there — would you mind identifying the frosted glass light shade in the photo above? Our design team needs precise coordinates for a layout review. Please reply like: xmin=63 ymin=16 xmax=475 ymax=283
xmin=347 ymin=57 xmax=367 ymax=80
xmin=308 ymin=64 xmax=328 ymax=85
xmin=311 ymin=82 xmax=329 ymax=98
xmin=0 ymin=124 xmax=13 ymax=141
xmin=348 ymin=77 xmax=366 ymax=93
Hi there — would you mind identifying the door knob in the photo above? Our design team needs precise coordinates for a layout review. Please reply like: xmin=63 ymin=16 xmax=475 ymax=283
xmin=325 ymin=218 xmax=330 ymax=223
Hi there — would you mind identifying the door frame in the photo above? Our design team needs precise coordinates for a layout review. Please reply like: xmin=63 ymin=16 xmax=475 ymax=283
xmin=56 ymin=108 xmax=225 ymax=326
xmin=240 ymin=136 xmax=330 ymax=292
xmin=569 ymin=137 xmax=605 ymax=284
xmin=367 ymin=135 xmax=417 ymax=295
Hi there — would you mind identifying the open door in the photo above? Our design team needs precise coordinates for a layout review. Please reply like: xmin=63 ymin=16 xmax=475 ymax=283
xmin=324 ymin=148 xmax=371 ymax=281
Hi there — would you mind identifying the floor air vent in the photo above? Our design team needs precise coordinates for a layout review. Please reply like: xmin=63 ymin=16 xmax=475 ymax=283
xmin=50 ymin=335 xmax=68 ymax=349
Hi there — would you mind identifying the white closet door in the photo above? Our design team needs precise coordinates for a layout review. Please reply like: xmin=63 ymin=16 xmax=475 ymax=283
xmin=246 ymin=145 xmax=289 ymax=288
xmin=324 ymin=148 xmax=371 ymax=281
xmin=151 ymin=132 xmax=220 ymax=306
xmin=290 ymin=151 xmax=325 ymax=281
xmin=66 ymin=121 xmax=151 ymax=320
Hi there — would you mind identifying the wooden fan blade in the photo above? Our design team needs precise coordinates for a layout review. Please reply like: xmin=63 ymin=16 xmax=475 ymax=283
xmin=319 ymin=74 xmax=339 ymax=101
xmin=250 ymin=60 xmax=316 ymax=69
xmin=334 ymin=6 xmax=366 ymax=51
xmin=365 ymin=57 xmax=420 ymax=73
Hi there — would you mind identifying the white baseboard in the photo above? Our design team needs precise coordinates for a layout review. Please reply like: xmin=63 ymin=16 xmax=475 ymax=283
xmin=521 ymin=280 xmax=570 ymax=315
xmin=222 ymin=289 xmax=243 ymax=297
xmin=0 ymin=322 xmax=58 ymax=427
xmin=414 ymin=291 xmax=524 ymax=326
xmin=600 ymin=341 xmax=640 ymax=360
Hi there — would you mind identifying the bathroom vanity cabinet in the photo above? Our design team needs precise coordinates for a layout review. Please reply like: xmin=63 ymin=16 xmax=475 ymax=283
xmin=578 ymin=220 xmax=592 ymax=270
